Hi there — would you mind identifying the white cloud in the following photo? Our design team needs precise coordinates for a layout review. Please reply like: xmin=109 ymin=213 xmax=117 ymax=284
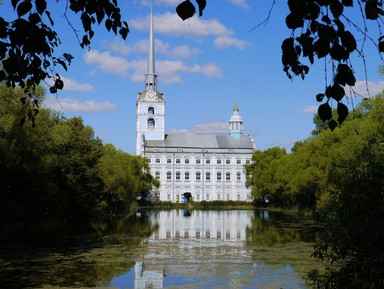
xmin=300 ymin=105 xmax=318 ymax=114
xmin=226 ymin=0 xmax=250 ymax=10
xmin=46 ymin=76 xmax=95 ymax=92
xmin=60 ymin=76 xmax=95 ymax=92
xmin=345 ymin=80 xmax=384 ymax=98
xmin=104 ymin=39 xmax=201 ymax=59
xmin=83 ymin=50 xmax=130 ymax=76
xmin=85 ymin=50 xmax=222 ymax=83
xmin=130 ymin=12 xmax=249 ymax=49
xmin=214 ymin=35 xmax=249 ymax=50
xmin=169 ymin=121 xmax=229 ymax=134
xmin=44 ymin=97 xmax=117 ymax=113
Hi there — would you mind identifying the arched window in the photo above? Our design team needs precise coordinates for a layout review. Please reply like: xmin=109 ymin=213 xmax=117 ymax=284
xmin=148 ymin=107 xmax=155 ymax=115
xmin=147 ymin=118 xmax=155 ymax=129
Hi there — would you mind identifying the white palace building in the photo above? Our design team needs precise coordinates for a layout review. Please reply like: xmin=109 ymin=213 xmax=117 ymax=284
xmin=135 ymin=7 xmax=256 ymax=202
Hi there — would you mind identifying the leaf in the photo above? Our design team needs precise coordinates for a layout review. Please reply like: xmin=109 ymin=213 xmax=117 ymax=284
xmin=55 ymin=78 xmax=64 ymax=90
xmin=340 ymin=31 xmax=356 ymax=52
xmin=379 ymin=41 xmax=384 ymax=53
xmin=35 ymin=0 xmax=47 ymax=15
xmin=17 ymin=1 xmax=33 ymax=17
xmin=330 ymin=42 xmax=347 ymax=61
xmin=176 ymin=0 xmax=196 ymax=21
xmin=318 ymin=102 xmax=333 ymax=122
xmin=330 ymin=0 xmax=344 ymax=18
xmin=50 ymin=86 xmax=57 ymax=94
xmin=286 ymin=13 xmax=304 ymax=29
xmin=195 ymin=0 xmax=207 ymax=17
xmin=337 ymin=102 xmax=348 ymax=124
xmin=342 ymin=0 xmax=353 ymax=7
xmin=334 ymin=64 xmax=356 ymax=86
xmin=328 ymin=119 xmax=338 ymax=131
xmin=316 ymin=93 xmax=325 ymax=102
xmin=325 ymin=83 xmax=345 ymax=101
xmin=81 ymin=12 xmax=91 ymax=32
xmin=45 ymin=11 xmax=54 ymax=26
xmin=365 ymin=0 xmax=379 ymax=20
xmin=12 ymin=0 xmax=21 ymax=9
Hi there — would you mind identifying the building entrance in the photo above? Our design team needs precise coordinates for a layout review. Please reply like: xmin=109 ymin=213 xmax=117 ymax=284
xmin=183 ymin=192 xmax=192 ymax=203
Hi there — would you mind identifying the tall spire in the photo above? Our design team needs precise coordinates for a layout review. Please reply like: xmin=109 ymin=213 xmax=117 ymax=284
xmin=145 ymin=1 xmax=157 ymax=91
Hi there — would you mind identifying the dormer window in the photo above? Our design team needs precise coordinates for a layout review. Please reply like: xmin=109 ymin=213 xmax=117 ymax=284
xmin=148 ymin=107 xmax=155 ymax=115
xmin=147 ymin=118 xmax=155 ymax=129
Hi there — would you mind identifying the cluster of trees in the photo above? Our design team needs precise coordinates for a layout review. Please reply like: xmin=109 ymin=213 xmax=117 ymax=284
xmin=246 ymin=94 xmax=384 ymax=288
xmin=0 ymin=84 xmax=158 ymax=227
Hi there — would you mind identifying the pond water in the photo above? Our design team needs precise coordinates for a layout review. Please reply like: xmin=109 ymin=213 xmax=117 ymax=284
xmin=0 ymin=210 xmax=320 ymax=289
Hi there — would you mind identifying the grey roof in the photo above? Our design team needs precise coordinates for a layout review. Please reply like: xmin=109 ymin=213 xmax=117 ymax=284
xmin=145 ymin=133 xmax=254 ymax=149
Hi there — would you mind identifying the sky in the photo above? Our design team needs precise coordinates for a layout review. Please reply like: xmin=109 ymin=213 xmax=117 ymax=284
xmin=2 ymin=0 xmax=384 ymax=154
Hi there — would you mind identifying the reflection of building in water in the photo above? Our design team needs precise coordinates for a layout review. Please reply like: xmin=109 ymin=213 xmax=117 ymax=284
xmin=134 ymin=262 xmax=163 ymax=289
xmin=150 ymin=210 xmax=252 ymax=241
xmin=134 ymin=210 xmax=253 ymax=288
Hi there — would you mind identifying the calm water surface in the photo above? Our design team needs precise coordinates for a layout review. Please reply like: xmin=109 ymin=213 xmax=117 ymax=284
xmin=0 ymin=210 xmax=320 ymax=289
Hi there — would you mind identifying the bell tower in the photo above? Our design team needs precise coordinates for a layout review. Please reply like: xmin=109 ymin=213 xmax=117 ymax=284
xmin=136 ymin=3 xmax=165 ymax=156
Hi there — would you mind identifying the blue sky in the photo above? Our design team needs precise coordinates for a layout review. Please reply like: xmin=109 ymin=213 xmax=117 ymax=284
xmin=3 ymin=0 xmax=384 ymax=154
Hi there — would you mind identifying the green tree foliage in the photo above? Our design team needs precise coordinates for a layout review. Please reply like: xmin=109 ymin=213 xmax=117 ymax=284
xmin=246 ymin=94 xmax=384 ymax=288
xmin=0 ymin=0 xmax=128 ymax=98
xmin=0 ymin=84 xmax=156 ymax=227
xmin=98 ymin=144 xmax=158 ymax=216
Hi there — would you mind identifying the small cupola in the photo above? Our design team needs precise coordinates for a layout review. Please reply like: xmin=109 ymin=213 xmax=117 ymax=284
xmin=229 ymin=102 xmax=243 ymax=139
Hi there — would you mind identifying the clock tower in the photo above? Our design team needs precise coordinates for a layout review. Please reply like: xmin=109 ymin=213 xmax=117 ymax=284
xmin=136 ymin=4 xmax=165 ymax=156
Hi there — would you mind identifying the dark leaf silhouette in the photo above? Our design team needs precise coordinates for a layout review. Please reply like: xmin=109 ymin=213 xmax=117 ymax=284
xmin=176 ymin=1 xmax=196 ymax=21
xmin=337 ymin=102 xmax=349 ymax=124
xmin=328 ymin=119 xmax=338 ymax=131
xmin=318 ymin=102 xmax=333 ymax=122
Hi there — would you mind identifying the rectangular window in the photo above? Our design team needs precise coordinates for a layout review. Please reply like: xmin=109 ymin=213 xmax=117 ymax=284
xmin=226 ymin=172 xmax=231 ymax=181
xmin=167 ymin=171 xmax=172 ymax=180
xmin=236 ymin=159 xmax=241 ymax=164
xmin=196 ymin=159 xmax=201 ymax=164
xmin=217 ymin=172 xmax=222 ymax=181
xmin=206 ymin=172 xmax=211 ymax=181
xmin=156 ymin=158 xmax=160 ymax=163
xmin=246 ymin=159 xmax=251 ymax=164
xmin=206 ymin=194 xmax=209 ymax=200
xmin=217 ymin=159 xmax=222 ymax=164
xmin=237 ymin=172 xmax=241 ymax=181
xmin=167 ymin=159 xmax=172 ymax=164
xmin=206 ymin=159 xmax=210 ymax=164
xmin=227 ymin=194 xmax=230 ymax=200
xmin=196 ymin=172 xmax=201 ymax=181
xmin=185 ymin=158 xmax=190 ymax=164
xmin=176 ymin=159 xmax=181 ymax=164
xmin=185 ymin=172 xmax=190 ymax=181
xmin=226 ymin=159 xmax=230 ymax=164
xmin=155 ymin=171 xmax=160 ymax=180
xmin=176 ymin=172 xmax=180 ymax=180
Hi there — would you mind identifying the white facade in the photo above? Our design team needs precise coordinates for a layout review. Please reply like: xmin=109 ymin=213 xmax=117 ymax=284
xmin=135 ymin=6 xmax=255 ymax=201
xmin=145 ymin=143 xmax=254 ymax=202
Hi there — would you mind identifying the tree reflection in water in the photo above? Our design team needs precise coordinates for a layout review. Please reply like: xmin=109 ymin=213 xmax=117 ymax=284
xmin=0 ymin=210 xmax=320 ymax=289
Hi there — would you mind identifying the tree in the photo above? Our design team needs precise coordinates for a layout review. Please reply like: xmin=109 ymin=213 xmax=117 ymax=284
xmin=98 ymin=144 xmax=159 ymax=216
xmin=309 ymin=95 xmax=384 ymax=289
xmin=0 ymin=0 xmax=128 ymax=103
